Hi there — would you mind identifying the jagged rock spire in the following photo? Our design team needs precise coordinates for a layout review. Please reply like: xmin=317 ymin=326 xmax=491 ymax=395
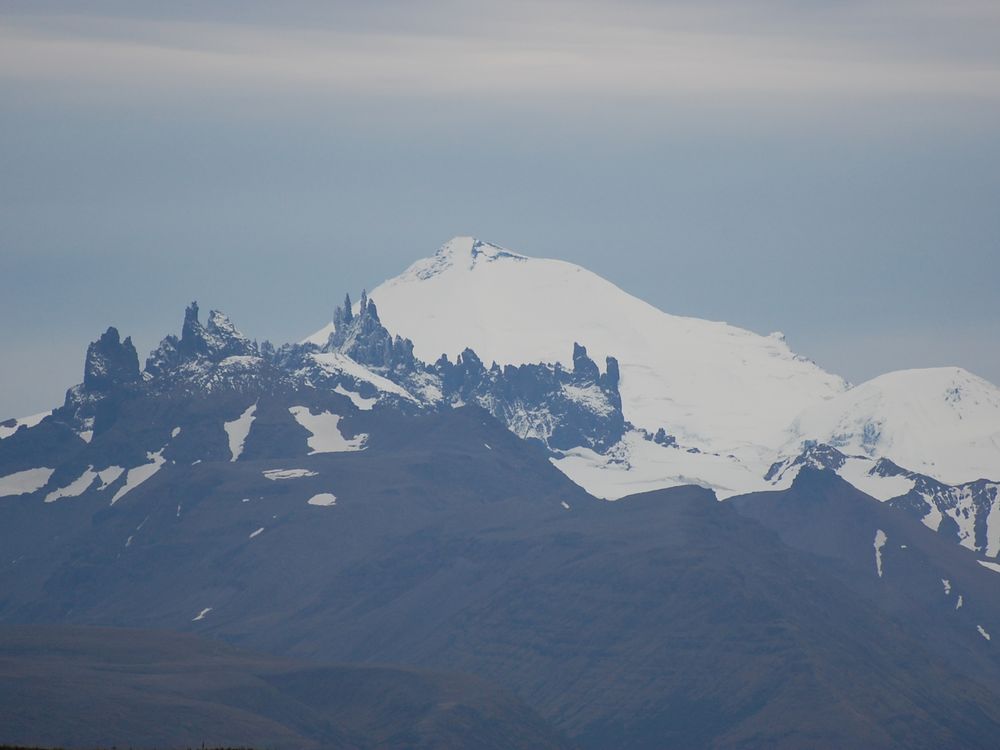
xmin=180 ymin=302 xmax=205 ymax=355
xmin=326 ymin=290 xmax=413 ymax=373
xmin=572 ymin=343 xmax=601 ymax=382
xmin=83 ymin=326 xmax=140 ymax=392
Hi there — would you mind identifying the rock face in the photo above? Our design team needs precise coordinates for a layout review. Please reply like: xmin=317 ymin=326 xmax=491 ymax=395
xmin=83 ymin=327 xmax=140 ymax=392
xmin=435 ymin=343 xmax=624 ymax=452
xmin=886 ymin=469 xmax=1000 ymax=554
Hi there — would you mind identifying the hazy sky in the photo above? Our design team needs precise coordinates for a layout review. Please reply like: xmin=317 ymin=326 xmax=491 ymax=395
xmin=2 ymin=1 xmax=999 ymax=417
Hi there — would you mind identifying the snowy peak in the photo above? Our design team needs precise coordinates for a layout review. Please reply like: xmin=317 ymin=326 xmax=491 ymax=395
xmin=400 ymin=236 xmax=528 ymax=282
xmin=789 ymin=367 xmax=1000 ymax=485
xmin=362 ymin=236 xmax=847 ymax=458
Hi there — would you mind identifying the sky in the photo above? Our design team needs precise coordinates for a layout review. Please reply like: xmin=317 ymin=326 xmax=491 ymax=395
xmin=2 ymin=0 xmax=999 ymax=418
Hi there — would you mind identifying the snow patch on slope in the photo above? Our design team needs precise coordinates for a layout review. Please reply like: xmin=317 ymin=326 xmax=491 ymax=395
xmin=111 ymin=450 xmax=166 ymax=505
xmin=224 ymin=403 xmax=257 ymax=462
xmin=0 ymin=467 xmax=54 ymax=497
xmin=288 ymin=407 xmax=367 ymax=453
xmin=310 ymin=351 xmax=417 ymax=402
xmin=45 ymin=468 xmax=98 ymax=502
xmin=553 ymin=431 xmax=770 ymax=500
xmin=0 ymin=411 xmax=51 ymax=440
xmin=334 ymin=384 xmax=376 ymax=411
xmin=97 ymin=466 xmax=125 ymax=489
xmin=263 ymin=468 xmax=318 ymax=481
xmin=874 ymin=529 xmax=888 ymax=578
xmin=307 ymin=492 xmax=337 ymax=506
xmin=836 ymin=457 xmax=916 ymax=501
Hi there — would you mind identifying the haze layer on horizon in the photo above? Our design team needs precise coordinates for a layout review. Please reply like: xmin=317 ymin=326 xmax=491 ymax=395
xmin=2 ymin=0 xmax=998 ymax=417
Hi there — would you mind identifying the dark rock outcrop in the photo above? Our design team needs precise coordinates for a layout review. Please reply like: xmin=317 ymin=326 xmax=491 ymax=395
xmin=83 ymin=327 xmax=140 ymax=392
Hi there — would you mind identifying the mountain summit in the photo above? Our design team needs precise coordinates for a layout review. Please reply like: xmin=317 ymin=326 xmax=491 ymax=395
xmin=365 ymin=237 xmax=846 ymax=451
xmin=302 ymin=236 xmax=1000 ymax=499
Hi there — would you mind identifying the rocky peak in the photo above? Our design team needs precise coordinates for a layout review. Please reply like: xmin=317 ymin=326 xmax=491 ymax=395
xmin=398 ymin=237 xmax=528 ymax=282
xmin=326 ymin=291 xmax=417 ymax=374
xmin=180 ymin=302 xmax=255 ymax=360
xmin=83 ymin=327 xmax=140 ymax=392
xmin=146 ymin=303 xmax=257 ymax=376
xmin=181 ymin=301 xmax=202 ymax=349
xmin=203 ymin=310 xmax=256 ymax=359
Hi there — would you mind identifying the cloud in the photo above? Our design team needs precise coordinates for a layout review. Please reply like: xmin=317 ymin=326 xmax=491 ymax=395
xmin=2 ymin=1 xmax=999 ymax=120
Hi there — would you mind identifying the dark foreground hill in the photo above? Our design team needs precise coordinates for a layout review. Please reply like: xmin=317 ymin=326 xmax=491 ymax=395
xmin=4 ymin=405 xmax=1000 ymax=748
xmin=0 ymin=624 xmax=573 ymax=750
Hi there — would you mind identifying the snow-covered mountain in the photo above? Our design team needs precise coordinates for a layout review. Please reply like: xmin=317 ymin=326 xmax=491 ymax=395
xmin=4 ymin=234 xmax=999 ymax=553
xmin=307 ymin=236 xmax=849 ymax=497
xmin=786 ymin=367 xmax=1000 ymax=485
xmin=346 ymin=236 xmax=848 ymax=453
xmin=309 ymin=236 xmax=999 ymax=500
xmin=6 ymin=235 xmax=1000 ymax=749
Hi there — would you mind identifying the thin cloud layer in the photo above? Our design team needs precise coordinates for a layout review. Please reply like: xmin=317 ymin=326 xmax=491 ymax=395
xmin=2 ymin=1 xmax=999 ymax=116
